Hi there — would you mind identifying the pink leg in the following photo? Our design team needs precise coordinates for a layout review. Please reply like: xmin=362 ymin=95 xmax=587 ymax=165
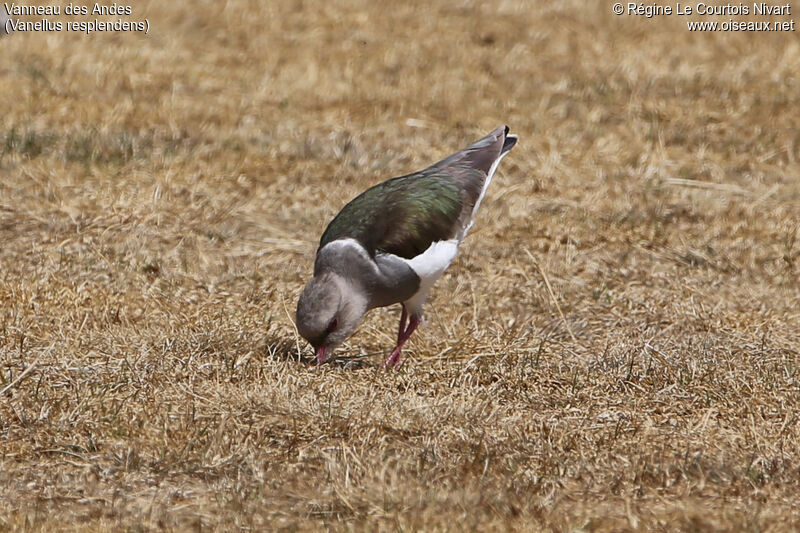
xmin=397 ymin=304 xmax=408 ymax=344
xmin=383 ymin=313 xmax=419 ymax=370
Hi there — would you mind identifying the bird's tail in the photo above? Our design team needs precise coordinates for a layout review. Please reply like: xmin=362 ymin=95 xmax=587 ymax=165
xmin=453 ymin=125 xmax=517 ymax=240
xmin=432 ymin=125 xmax=514 ymax=175
xmin=501 ymin=127 xmax=518 ymax=155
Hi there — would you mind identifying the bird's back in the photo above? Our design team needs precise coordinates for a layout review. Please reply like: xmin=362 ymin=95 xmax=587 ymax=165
xmin=319 ymin=125 xmax=517 ymax=260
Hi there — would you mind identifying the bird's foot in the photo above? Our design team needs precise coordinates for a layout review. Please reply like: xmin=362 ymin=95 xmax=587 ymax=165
xmin=382 ymin=346 xmax=403 ymax=370
xmin=382 ymin=313 xmax=419 ymax=370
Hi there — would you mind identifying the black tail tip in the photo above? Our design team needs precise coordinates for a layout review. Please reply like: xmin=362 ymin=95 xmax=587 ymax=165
xmin=502 ymin=127 xmax=517 ymax=153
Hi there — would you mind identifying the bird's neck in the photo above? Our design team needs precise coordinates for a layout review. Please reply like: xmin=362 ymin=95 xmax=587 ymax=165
xmin=330 ymin=273 xmax=369 ymax=324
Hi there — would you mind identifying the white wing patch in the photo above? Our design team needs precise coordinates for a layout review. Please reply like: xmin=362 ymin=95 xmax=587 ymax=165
xmin=401 ymin=238 xmax=459 ymax=316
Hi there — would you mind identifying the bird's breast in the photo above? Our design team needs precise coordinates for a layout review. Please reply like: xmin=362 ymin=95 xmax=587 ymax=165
xmin=370 ymin=253 xmax=421 ymax=309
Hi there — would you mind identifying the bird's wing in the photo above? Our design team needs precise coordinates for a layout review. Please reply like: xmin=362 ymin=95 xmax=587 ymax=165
xmin=319 ymin=170 xmax=464 ymax=259
xmin=319 ymin=125 xmax=515 ymax=260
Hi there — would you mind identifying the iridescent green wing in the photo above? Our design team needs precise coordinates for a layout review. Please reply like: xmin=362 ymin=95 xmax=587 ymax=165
xmin=319 ymin=126 xmax=510 ymax=258
xmin=319 ymin=169 xmax=466 ymax=259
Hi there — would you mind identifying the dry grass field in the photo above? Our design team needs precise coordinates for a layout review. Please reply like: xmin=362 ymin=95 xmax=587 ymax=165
xmin=1 ymin=1 xmax=799 ymax=531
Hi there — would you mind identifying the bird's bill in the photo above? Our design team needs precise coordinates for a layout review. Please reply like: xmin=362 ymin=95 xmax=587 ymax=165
xmin=315 ymin=345 xmax=328 ymax=364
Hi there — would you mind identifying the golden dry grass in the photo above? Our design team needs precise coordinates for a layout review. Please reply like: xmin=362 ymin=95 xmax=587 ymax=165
xmin=1 ymin=1 xmax=799 ymax=531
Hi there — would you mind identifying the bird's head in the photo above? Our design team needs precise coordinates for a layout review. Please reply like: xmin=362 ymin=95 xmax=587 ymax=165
xmin=296 ymin=272 xmax=366 ymax=363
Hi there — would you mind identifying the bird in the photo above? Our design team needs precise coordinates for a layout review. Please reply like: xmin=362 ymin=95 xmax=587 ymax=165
xmin=296 ymin=125 xmax=517 ymax=368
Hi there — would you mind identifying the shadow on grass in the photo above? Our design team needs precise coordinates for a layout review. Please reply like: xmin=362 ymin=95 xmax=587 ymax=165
xmin=263 ymin=335 xmax=377 ymax=370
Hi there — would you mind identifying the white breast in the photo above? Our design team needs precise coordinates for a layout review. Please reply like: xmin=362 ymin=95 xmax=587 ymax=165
xmin=399 ymin=238 xmax=459 ymax=316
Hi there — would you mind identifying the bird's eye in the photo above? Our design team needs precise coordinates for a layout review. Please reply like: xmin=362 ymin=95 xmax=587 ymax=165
xmin=326 ymin=319 xmax=337 ymax=333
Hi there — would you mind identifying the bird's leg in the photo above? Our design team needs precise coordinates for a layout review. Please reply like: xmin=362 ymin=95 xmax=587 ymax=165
xmin=397 ymin=304 xmax=408 ymax=344
xmin=383 ymin=313 xmax=419 ymax=370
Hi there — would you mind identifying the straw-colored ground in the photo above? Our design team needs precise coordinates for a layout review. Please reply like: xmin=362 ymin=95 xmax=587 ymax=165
xmin=2 ymin=1 xmax=799 ymax=531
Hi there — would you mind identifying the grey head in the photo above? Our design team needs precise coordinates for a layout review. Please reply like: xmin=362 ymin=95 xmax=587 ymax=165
xmin=296 ymin=271 xmax=368 ymax=363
